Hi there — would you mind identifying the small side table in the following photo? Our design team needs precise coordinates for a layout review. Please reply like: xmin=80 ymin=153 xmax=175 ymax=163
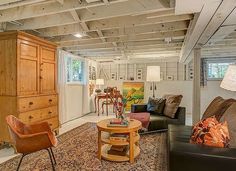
xmin=97 ymin=119 xmax=142 ymax=163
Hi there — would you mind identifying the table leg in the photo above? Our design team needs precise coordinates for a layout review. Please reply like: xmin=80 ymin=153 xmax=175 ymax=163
xmin=98 ymin=98 xmax=100 ymax=116
xmin=94 ymin=96 xmax=97 ymax=114
xmin=129 ymin=131 xmax=134 ymax=163
xmin=98 ymin=130 xmax=102 ymax=160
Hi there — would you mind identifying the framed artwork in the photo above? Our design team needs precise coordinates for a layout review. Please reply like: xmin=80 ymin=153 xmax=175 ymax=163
xmin=123 ymin=82 xmax=144 ymax=111
xmin=167 ymin=75 xmax=174 ymax=80
xmin=111 ymin=73 xmax=116 ymax=80
xmin=136 ymin=69 xmax=142 ymax=80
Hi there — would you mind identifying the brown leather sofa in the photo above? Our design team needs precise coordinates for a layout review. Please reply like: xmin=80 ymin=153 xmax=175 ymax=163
xmin=169 ymin=97 xmax=236 ymax=171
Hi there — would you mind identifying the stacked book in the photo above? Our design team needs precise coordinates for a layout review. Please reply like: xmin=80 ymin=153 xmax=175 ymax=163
xmin=108 ymin=145 xmax=128 ymax=156
xmin=107 ymin=118 xmax=129 ymax=127
xmin=109 ymin=133 xmax=128 ymax=142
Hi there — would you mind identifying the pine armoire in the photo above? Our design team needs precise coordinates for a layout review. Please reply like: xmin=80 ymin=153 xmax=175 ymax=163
xmin=0 ymin=31 xmax=59 ymax=144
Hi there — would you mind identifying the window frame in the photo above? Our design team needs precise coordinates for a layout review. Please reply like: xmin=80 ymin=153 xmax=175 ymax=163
xmin=206 ymin=58 xmax=236 ymax=81
xmin=66 ymin=56 xmax=85 ymax=85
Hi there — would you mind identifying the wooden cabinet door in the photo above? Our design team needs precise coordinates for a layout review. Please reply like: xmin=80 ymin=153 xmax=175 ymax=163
xmin=40 ymin=47 xmax=57 ymax=94
xmin=17 ymin=40 xmax=39 ymax=96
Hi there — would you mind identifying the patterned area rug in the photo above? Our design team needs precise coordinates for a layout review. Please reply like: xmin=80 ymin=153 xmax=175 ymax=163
xmin=0 ymin=122 xmax=167 ymax=171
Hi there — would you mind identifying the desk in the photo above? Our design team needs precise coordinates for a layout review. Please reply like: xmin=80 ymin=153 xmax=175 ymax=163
xmin=94 ymin=93 xmax=123 ymax=116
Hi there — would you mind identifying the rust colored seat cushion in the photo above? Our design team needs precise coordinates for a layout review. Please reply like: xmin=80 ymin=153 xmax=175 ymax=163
xmin=190 ymin=116 xmax=230 ymax=148
xmin=163 ymin=95 xmax=183 ymax=118
xmin=220 ymin=103 xmax=236 ymax=148
xmin=202 ymin=96 xmax=236 ymax=121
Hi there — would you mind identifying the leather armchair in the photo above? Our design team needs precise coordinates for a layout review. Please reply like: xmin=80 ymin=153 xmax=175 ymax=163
xmin=6 ymin=115 xmax=58 ymax=171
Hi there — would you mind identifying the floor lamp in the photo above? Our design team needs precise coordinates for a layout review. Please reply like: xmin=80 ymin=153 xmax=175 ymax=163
xmin=220 ymin=64 xmax=236 ymax=92
xmin=146 ymin=66 xmax=161 ymax=98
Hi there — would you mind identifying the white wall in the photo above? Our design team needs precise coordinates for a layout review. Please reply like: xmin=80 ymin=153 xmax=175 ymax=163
xmin=201 ymin=81 xmax=236 ymax=114
xmin=58 ymin=50 xmax=97 ymax=124
xmin=105 ymin=80 xmax=193 ymax=115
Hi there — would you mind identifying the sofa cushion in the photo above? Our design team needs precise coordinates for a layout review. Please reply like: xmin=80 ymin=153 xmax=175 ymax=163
xmin=148 ymin=115 xmax=168 ymax=130
xmin=220 ymin=103 xmax=236 ymax=148
xmin=147 ymin=97 xmax=166 ymax=115
xmin=163 ymin=94 xmax=183 ymax=118
xmin=202 ymin=96 xmax=236 ymax=120
xmin=190 ymin=116 xmax=230 ymax=148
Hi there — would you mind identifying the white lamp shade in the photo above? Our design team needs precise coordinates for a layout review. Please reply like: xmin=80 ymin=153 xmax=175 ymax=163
xmin=96 ymin=79 xmax=104 ymax=85
xmin=220 ymin=64 xmax=236 ymax=91
xmin=146 ymin=66 xmax=161 ymax=82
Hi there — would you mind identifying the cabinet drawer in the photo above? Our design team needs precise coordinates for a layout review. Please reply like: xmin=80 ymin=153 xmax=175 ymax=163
xmin=19 ymin=106 xmax=58 ymax=123
xmin=18 ymin=95 xmax=57 ymax=112
xmin=46 ymin=117 xmax=59 ymax=130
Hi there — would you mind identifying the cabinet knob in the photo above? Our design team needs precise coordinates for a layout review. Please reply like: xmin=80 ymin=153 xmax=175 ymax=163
xmin=49 ymin=99 xmax=52 ymax=102
xmin=40 ymin=76 xmax=43 ymax=79
xmin=29 ymin=115 xmax=33 ymax=119
xmin=29 ymin=102 xmax=33 ymax=105
xmin=48 ymin=111 xmax=52 ymax=114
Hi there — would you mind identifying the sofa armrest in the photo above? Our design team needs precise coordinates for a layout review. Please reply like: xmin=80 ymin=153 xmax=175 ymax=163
xmin=174 ymin=107 xmax=186 ymax=125
xmin=131 ymin=104 xmax=148 ymax=113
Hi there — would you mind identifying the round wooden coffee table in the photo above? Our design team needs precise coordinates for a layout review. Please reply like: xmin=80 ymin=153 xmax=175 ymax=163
xmin=97 ymin=119 xmax=142 ymax=163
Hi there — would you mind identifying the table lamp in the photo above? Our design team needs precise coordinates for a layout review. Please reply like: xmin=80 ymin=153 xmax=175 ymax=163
xmin=220 ymin=64 xmax=236 ymax=91
xmin=146 ymin=66 xmax=161 ymax=98
xmin=95 ymin=79 xmax=104 ymax=93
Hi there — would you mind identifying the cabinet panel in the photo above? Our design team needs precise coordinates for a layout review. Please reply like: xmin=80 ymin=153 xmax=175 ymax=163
xmin=18 ymin=59 xmax=38 ymax=95
xmin=40 ymin=62 xmax=56 ymax=94
xmin=18 ymin=41 xmax=39 ymax=96
xmin=20 ymin=43 xmax=37 ymax=59
xmin=41 ymin=47 xmax=55 ymax=61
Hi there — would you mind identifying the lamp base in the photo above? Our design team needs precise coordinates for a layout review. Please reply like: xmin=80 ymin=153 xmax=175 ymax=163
xmin=95 ymin=89 xmax=102 ymax=93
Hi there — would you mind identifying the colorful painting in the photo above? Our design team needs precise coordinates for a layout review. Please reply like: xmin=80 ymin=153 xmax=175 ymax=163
xmin=123 ymin=82 xmax=144 ymax=111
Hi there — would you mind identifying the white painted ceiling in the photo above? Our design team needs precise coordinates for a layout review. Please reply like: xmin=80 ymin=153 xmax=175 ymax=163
xmin=0 ymin=0 xmax=235 ymax=63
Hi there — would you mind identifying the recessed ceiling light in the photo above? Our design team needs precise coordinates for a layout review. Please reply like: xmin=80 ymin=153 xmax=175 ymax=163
xmin=74 ymin=33 xmax=83 ymax=38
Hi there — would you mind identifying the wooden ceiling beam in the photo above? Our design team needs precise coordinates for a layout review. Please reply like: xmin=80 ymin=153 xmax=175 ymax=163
xmin=88 ymin=14 xmax=192 ymax=31
xmin=58 ymin=30 xmax=185 ymax=47
xmin=77 ymin=0 xmax=169 ymax=22
xmin=44 ymin=20 xmax=188 ymax=39
xmin=7 ymin=12 xmax=78 ymax=30
xmin=0 ymin=0 xmax=125 ymax=23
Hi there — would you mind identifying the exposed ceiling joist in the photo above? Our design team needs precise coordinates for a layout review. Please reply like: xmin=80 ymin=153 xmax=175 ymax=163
xmin=88 ymin=14 xmax=192 ymax=31
xmin=69 ymin=10 xmax=90 ymax=32
xmin=78 ymin=0 xmax=169 ymax=22
xmin=0 ymin=0 xmax=125 ymax=23
xmin=7 ymin=12 xmax=78 ymax=30
xmin=58 ymin=30 xmax=185 ymax=47
xmin=179 ymin=0 xmax=222 ymax=63
xmin=56 ymin=0 xmax=64 ymax=5
xmin=97 ymin=30 xmax=106 ymax=42
xmin=40 ymin=20 xmax=188 ymax=38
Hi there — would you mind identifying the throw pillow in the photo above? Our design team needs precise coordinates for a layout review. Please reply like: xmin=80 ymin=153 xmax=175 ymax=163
xmin=202 ymin=96 xmax=236 ymax=120
xmin=162 ymin=94 xmax=183 ymax=118
xmin=220 ymin=102 xmax=236 ymax=148
xmin=147 ymin=97 xmax=166 ymax=115
xmin=190 ymin=116 xmax=230 ymax=148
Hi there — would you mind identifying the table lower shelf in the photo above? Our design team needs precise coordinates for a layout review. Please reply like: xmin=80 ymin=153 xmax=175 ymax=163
xmin=101 ymin=144 xmax=140 ymax=162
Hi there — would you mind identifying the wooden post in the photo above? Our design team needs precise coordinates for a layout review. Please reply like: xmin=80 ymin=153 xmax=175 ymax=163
xmin=192 ymin=48 xmax=201 ymax=124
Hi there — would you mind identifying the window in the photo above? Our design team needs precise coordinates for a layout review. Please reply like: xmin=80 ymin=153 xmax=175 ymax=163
xmin=66 ymin=57 xmax=84 ymax=84
xmin=207 ymin=59 xmax=236 ymax=80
